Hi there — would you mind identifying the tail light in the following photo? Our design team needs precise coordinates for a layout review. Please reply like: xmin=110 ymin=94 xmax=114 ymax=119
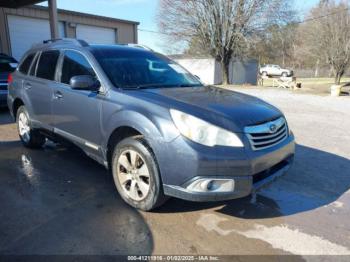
xmin=7 ymin=73 xmax=13 ymax=84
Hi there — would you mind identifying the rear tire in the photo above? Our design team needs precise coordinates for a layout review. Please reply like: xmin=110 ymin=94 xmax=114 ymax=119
xmin=111 ymin=136 xmax=167 ymax=211
xmin=282 ymin=72 xmax=288 ymax=77
xmin=16 ymin=106 xmax=46 ymax=149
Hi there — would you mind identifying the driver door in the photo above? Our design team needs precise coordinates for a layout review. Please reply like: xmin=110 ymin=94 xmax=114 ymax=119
xmin=52 ymin=50 xmax=103 ymax=155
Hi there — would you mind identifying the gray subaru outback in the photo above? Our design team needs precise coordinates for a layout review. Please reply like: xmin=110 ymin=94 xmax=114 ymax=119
xmin=7 ymin=39 xmax=295 ymax=211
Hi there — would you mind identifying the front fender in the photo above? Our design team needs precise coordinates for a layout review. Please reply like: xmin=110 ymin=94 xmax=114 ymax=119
xmin=101 ymin=109 xmax=180 ymax=183
xmin=101 ymin=108 xmax=179 ymax=153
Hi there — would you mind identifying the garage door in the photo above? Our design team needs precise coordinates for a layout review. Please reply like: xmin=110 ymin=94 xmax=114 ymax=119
xmin=76 ymin=24 xmax=116 ymax=45
xmin=8 ymin=15 xmax=65 ymax=60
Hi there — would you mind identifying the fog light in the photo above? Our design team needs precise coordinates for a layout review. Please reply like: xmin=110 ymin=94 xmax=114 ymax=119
xmin=186 ymin=178 xmax=235 ymax=193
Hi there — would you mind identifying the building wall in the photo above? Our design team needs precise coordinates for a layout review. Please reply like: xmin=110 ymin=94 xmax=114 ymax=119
xmin=229 ymin=59 xmax=258 ymax=85
xmin=175 ymin=58 xmax=220 ymax=85
xmin=175 ymin=58 xmax=258 ymax=85
xmin=0 ymin=5 xmax=138 ymax=56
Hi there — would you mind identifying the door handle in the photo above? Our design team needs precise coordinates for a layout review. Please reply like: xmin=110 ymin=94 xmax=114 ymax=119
xmin=53 ymin=91 xmax=63 ymax=99
xmin=24 ymin=83 xmax=32 ymax=90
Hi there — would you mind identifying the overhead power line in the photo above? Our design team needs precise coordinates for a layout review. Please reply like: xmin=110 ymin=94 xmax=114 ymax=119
xmin=138 ymin=28 xmax=171 ymax=35
xmin=137 ymin=7 xmax=350 ymax=36
xmin=294 ymin=7 xmax=350 ymax=25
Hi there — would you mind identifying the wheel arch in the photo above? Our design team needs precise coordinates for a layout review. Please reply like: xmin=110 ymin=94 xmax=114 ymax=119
xmin=106 ymin=126 xmax=143 ymax=169
xmin=12 ymin=98 xmax=24 ymax=119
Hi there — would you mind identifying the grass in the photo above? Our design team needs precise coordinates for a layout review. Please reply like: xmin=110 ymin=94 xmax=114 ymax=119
xmin=218 ymin=77 xmax=350 ymax=96
xmin=259 ymin=77 xmax=350 ymax=95
xmin=262 ymin=77 xmax=350 ymax=86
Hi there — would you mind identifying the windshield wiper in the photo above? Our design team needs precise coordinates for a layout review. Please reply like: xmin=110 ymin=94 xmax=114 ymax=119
xmin=122 ymin=83 xmax=168 ymax=89
xmin=122 ymin=83 xmax=203 ymax=90
xmin=176 ymin=84 xmax=203 ymax=87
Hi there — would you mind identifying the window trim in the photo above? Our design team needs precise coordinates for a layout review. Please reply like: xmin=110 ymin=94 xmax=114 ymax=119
xmin=28 ymin=52 xmax=41 ymax=77
xmin=57 ymin=48 xmax=104 ymax=93
xmin=18 ymin=53 xmax=35 ymax=75
xmin=35 ymin=49 xmax=61 ymax=81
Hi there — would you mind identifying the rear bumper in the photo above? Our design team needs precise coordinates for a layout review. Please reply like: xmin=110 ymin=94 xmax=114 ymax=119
xmin=161 ymin=135 xmax=295 ymax=202
xmin=0 ymin=90 xmax=8 ymax=107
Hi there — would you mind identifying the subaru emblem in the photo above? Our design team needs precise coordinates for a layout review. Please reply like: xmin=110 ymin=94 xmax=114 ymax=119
xmin=269 ymin=124 xmax=277 ymax=132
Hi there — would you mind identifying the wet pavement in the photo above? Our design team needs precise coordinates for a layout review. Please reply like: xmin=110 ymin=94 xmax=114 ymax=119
xmin=1 ymin=89 xmax=350 ymax=259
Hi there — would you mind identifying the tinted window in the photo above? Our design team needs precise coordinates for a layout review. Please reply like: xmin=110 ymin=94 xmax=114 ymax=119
xmin=19 ymin=54 xmax=34 ymax=74
xmin=91 ymin=47 xmax=201 ymax=89
xmin=36 ymin=50 xmax=60 ymax=80
xmin=61 ymin=51 xmax=95 ymax=85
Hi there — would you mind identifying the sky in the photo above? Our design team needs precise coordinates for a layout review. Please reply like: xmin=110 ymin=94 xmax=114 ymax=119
xmin=39 ymin=0 xmax=321 ymax=54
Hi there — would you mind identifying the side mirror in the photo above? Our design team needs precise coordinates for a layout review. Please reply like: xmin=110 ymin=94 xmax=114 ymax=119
xmin=70 ymin=75 xmax=100 ymax=91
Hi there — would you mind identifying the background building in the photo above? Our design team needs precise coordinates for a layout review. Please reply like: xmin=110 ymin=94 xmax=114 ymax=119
xmin=0 ymin=5 xmax=139 ymax=60
xmin=172 ymin=56 xmax=258 ymax=85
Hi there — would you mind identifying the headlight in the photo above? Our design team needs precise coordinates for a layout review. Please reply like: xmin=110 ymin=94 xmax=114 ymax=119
xmin=170 ymin=109 xmax=244 ymax=147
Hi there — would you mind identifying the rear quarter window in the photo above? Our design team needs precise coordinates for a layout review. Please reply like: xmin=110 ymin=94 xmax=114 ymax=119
xmin=19 ymin=54 xmax=34 ymax=74
xmin=36 ymin=50 xmax=60 ymax=81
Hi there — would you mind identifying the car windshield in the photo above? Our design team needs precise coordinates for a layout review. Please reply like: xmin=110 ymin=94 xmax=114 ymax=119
xmin=91 ymin=46 xmax=202 ymax=89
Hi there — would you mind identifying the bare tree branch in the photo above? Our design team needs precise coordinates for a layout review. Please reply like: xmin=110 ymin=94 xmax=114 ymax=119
xmin=158 ymin=0 xmax=294 ymax=84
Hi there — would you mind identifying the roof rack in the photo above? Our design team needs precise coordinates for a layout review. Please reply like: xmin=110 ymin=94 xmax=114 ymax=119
xmin=42 ymin=38 xmax=89 ymax=47
xmin=125 ymin=43 xmax=153 ymax=51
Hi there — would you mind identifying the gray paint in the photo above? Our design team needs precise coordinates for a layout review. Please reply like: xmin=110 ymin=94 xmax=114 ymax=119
xmin=229 ymin=58 xmax=258 ymax=85
xmin=7 ymin=41 xmax=295 ymax=202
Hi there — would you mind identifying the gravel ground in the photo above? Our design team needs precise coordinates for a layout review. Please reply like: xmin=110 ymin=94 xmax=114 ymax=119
xmin=0 ymin=88 xmax=350 ymax=260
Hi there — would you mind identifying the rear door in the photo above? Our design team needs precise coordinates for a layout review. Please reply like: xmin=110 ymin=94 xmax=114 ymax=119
xmin=52 ymin=49 xmax=102 ymax=154
xmin=23 ymin=50 xmax=60 ymax=128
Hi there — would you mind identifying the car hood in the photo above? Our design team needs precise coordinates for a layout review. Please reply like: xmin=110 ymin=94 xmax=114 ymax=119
xmin=139 ymin=86 xmax=282 ymax=132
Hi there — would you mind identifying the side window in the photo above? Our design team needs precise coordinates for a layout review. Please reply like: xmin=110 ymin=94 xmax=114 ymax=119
xmin=19 ymin=54 xmax=34 ymax=74
xmin=61 ymin=50 xmax=96 ymax=85
xmin=36 ymin=50 xmax=60 ymax=80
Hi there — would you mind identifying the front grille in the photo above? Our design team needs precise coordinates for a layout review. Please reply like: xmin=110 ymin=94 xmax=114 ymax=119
xmin=245 ymin=117 xmax=288 ymax=151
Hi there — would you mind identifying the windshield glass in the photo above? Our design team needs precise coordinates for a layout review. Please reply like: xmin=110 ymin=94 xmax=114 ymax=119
xmin=91 ymin=46 xmax=202 ymax=89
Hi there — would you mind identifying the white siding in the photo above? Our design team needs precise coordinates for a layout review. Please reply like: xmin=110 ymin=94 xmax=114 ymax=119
xmin=175 ymin=58 xmax=222 ymax=85
xmin=8 ymin=15 xmax=65 ymax=60
xmin=175 ymin=58 xmax=258 ymax=85
xmin=76 ymin=24 xmax=116 ymax=44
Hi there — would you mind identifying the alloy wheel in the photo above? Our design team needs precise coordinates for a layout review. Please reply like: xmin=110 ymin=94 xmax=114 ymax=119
xmin=116 ymin=149 xmax=150 ymax=201
xmin=18 ymin=112 xmax=30 ymax=143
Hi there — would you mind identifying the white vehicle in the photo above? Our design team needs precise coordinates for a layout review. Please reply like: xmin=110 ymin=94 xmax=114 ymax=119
xmin=260 ymin=64 xmax=293 ymax=77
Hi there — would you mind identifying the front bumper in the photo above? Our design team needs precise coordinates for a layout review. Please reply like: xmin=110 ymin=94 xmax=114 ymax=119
xmin=159 ymin=134 xmax=295 ymax=202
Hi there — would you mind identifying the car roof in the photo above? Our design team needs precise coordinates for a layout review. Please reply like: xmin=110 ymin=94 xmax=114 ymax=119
xmin=26 ymin=39 xmax=154 ymax=57
xmin=87 ymin=44 xmax=155 ymax=55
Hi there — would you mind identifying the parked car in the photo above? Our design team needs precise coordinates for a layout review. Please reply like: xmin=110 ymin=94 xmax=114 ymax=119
xmin=0 ymin=53 xmax=17 ymax=107
xmin=260 ymin=64 xmax=293 ymax=77
xmin=7 ymin=39 xmax=295 ymax=211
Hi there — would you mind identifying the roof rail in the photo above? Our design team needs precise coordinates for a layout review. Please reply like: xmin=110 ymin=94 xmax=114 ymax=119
xmin=125 ymin=43 xmax=153 ymax=51
xmin=42 ymin=38 xmax=89 ymax=47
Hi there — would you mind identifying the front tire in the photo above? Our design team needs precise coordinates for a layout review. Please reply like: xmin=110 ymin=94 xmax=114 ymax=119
xmin=16 ymin=106 xmax=46 ymax=148
xmin=282 ymin=72 xmax=288 ymax=77
xmin=111 ymin=137 xmax=167 ymax=211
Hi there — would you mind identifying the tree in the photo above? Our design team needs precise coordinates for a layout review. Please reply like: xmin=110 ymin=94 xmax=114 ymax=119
xmin=296 ymin=0 xmax=350 ymax=84
xmin=158 ymin=0 xmax=294 ymax=84
xmin=249 ymin=23 xmax=298 ymax=67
